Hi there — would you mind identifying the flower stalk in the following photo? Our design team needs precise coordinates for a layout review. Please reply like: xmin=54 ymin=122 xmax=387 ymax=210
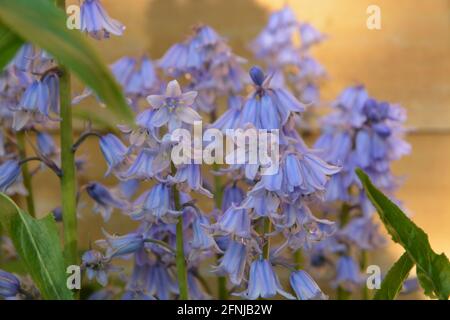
xmin=173 ymin=164 xmax=189 ymax=300
xmin=16 ymin=131 xmax=36 ymax=217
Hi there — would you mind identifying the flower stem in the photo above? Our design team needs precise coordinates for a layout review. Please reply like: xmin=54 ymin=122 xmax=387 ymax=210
xmin=172 ymin=165 xmax=189 ymax=300
xmin=16 ymin=131 xmax=36 ymax=217
xmin=262 ymin=218 xmax=272 ymax=260
xmin=360 ymin=250 xmax=369 ymax=299
xmin=213 ymin=166 xmax=227 ymax=299
xmin=210 ymin=111 xmax=227 ymax=300
xmin=58 ymin=60 xmax=78 ymax=268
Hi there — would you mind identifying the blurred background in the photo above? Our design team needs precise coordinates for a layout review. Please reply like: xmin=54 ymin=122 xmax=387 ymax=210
xmin=24 ymin=0 xmax=450 ymax=298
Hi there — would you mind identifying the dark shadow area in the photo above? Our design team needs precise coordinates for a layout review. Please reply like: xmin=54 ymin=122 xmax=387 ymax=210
xmin=145 ymin=0 xmax=268 ymax=58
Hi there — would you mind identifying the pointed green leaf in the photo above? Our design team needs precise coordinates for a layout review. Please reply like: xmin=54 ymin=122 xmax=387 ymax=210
xmin=374 ymin=252 xmax=414 ymax=300
xmin=0 ymin=23 xmax=23 ymax=70
xmin=0 ymin=193 xmax=73 ymax=300
xmin=0 ymin=0 xmax=134 ymax=124
xmin=356 ymin=168 xmax=450 ymax=300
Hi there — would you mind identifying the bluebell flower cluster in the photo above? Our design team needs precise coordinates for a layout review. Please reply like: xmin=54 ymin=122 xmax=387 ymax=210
xmin=211 ymin=66 xmax=340 ymax=299
xmin=159 ymin=24 xmax=247 ymax=113
xmin=312 ymin=85 xmax=410 ymax=294
xmin=250 ymin=6 xmax=327 ymax=109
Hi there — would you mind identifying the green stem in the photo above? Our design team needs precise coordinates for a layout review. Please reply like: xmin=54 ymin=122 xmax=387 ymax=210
xmin=58 ymin=60 xmax=78 ymax=268
xmin=172 ymin=169 xmax=189 ymax=300
xmin=360 ymin=250 xmax=369 ymax=299
xmin=293 ymin=249 xmax=303 ymax=269
xmin=337 ymin=286 xmax=352 ymax=300
xmin=210 ymin=111 xmax=227 ymax=300
xmin=16 ymin=131 xmax=36 ymax=217
xmin=213 ymin=168 xmax=227 ymax=299
xmin=262 ymin=218 xmax=272 ymax=260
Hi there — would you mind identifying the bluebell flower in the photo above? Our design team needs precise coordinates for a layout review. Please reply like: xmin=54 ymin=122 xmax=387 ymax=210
xmin=281 ymin=152 xmax=341 ymax=195
xmin=158 ymin=43 xmax=190 ymax=76
xmin=299 ymin=23 xmax=326 ymax=49
xmin=146 ymin=263 xmax=179 ymax=300
xmin=132 ymin=183 xmax=180 ymax=222
xmin=11 ymin=43 xmax=37 ymax=72
xmin=188 ymin=272 xmax=210 ymax=300
xmin=37 ymin=132 xmax=57 ymax=157
xmin=97 ymin=230 xmax=145 ymax=258
xmin=0 ymin=269 xmax=21 ymax=298
xmin=211 ymin=96 xmax=243 ymax=132
xmin=111 ymin=55 xmax=159 ymax=97
xmin=340 ymin=216 xmax=386 ymax=250
xmin=13 ymin=80 xmax=53 ymax=131
xmin=235 ymin=259 xmax=294 ymax=300
xmin=86 ymin=182 xmax=128 ymax=221
xmin=122 ymin=148 xmax=161 ymax=180
xmin=214 ymin=206 xmax=251 ymax=238
xmin=119 ymin=179 xmax=140 ymax=199
xmin=212 ymin=240 xmax=247 ymax=285
xmin=240 ymin=66 xmax=305 ymax=129
xmin=80 ymin=0 xmax=125 ymax=39
xmin=147 ymin=80 xmax=201 ymax=132
xmin=42 ymin=73 xmax=60 ymax=114
xmin=0 ymin=160 xmax=21 ymax=193
xmin=191 ymin=215 xmax=217 ymax=251
xmin=99 ymin=134 xmax=130 ymax=176
xmin=169 ymin=164 xmax=212 ymax=198
xmin=290 ymin=270 xmax=327 ymax=300
xmin=82 ymin=250 xmax=110 ymax=286
xmin=221 ymin=184 xmax=245 ymax=212
xmin=333 ymin=256 xmax=363 ymax=292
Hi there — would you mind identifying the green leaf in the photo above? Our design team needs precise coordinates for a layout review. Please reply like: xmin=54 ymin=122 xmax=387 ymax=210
xmin=373 ymin=252 xmax=414 ymax=300
xmin=0 ymin=193 xmax=73 ymax=300
xmin=0 ymin=0 xmax=134 ymax=124
xmin=0 ymin=22 xmax=23 ymax=70
xmin=356 ymin=168 xmax=450 ymax=300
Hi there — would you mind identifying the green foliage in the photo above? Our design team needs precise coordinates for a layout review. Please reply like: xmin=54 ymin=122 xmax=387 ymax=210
xmin=374 ymin=252 xmax=414 ymax=300
xmin=0 ymin=193 xmax=73 ymax=300
xmin=356 ymin=168 xmax=450 ymax=300
xmin=0 ymin=23 xmax=23 ymax=70
xmin=0 ymin=0 xmax=134 ymax=124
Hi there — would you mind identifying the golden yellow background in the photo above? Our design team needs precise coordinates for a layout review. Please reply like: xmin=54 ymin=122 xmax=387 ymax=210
xmin=30 ymin=0 xmax=450 ymax=298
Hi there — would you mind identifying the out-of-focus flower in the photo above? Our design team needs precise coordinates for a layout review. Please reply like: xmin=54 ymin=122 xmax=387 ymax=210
xmin=0 ymin=160 xmax=21 ymax=193
xmin=0 ymin=269 xmax=21 ymax=298
xmin=97 ymin=230 xmax=145 ymax=259
xmin=80 ymin=0 xmax=125 ymax=39
xmin=86 ymin=182 xmax=129 ymax=221
xmin=299 ymin=23 xmax=326 ymax=49
xmin=333 ymin=256 xmax=363 ymax=292
xmin=37 ymin=132 xmax=57 ymax=157
xmin=290 ymin=270 xmax=327 ymax=300
xmin=12 ymin=80 xmax=55 ymax=131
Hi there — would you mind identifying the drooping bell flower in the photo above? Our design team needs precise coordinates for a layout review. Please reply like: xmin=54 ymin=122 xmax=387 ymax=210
xmin=212 ymin=240 xmax=247 ymax=285
xmin=99 ymin=134 xmax=130 ymax=176
xmin=0 ymin=160 xmax=21 ymax=193
xmin=235 ymin=259 xmax=294 ymax=300
xmin=86 ymin=182 xmax=129 ymax=221
xmin=290 ymin=270 xmax=327 ymax=300
xmin=80 ymin=0 xmax=125 ymax=39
